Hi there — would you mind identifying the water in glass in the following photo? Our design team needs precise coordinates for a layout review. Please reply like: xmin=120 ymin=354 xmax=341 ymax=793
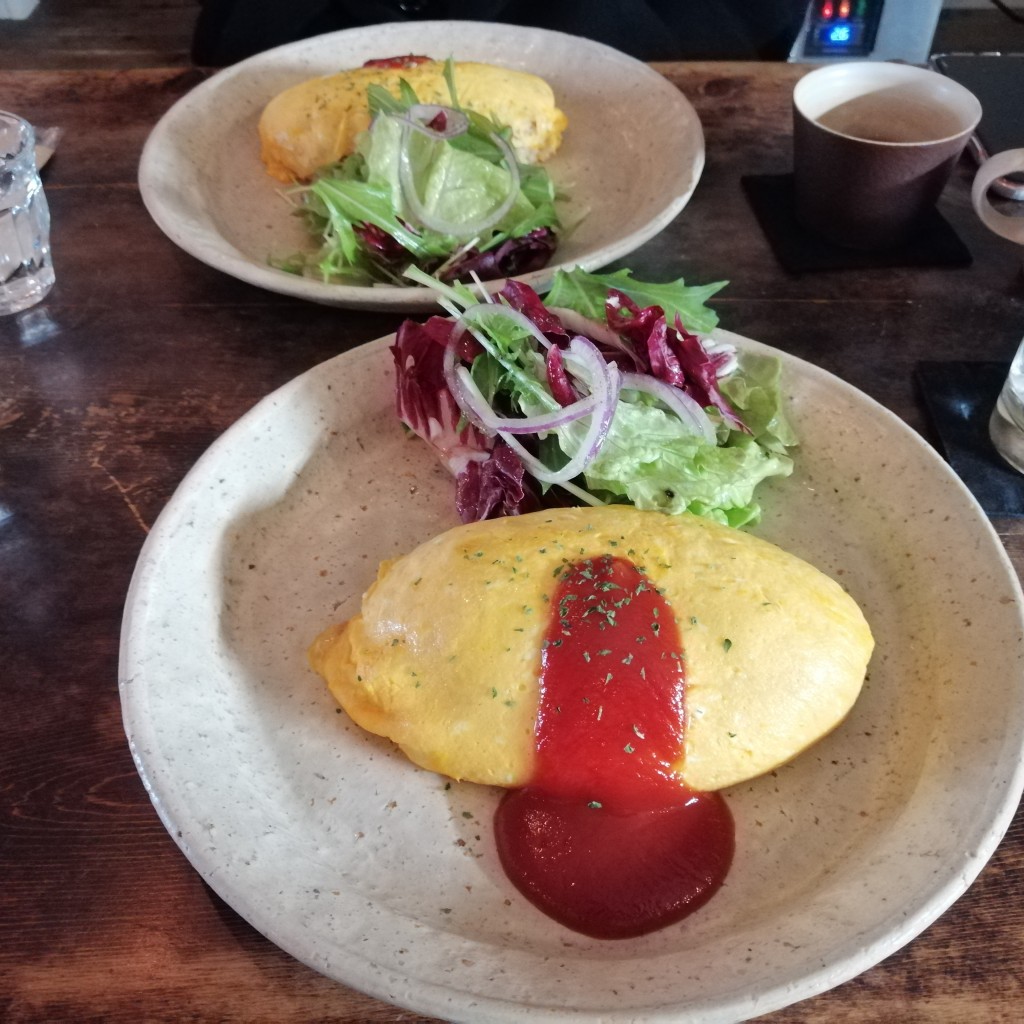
xmin=990 ymin=340 xmax=1024 ymax=474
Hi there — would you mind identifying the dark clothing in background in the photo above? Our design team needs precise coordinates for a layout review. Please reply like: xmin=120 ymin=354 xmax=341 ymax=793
xmin=192 ymin=0 xmax=808 ymax=66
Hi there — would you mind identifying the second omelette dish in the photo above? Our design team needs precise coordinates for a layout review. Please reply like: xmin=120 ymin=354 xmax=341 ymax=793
xmin=259 ymin=57 xmax=568 ymax=182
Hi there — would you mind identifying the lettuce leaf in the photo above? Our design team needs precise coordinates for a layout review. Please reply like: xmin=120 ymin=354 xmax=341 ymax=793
xmin=718 ymin=350 xmax=797 ymax=453
xmin=575 ymin=402 xmax=792 ymax=528
xmin=364 ymin=115 xmax=538 ymax=236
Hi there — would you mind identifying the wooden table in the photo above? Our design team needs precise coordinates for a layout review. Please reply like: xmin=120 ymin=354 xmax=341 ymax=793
xmin=3 ymin=61 xmax=1023 ymax=1023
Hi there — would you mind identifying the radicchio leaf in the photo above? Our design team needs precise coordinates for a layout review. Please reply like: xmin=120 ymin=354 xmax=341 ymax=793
xmin=604 ymin=289 xmax=747 ymax=432
xmin=603 ymin=289 xmax=662 ymax=370
xmin=391 ymin=317 xmax=492 ymax=476
xmin=545 ymin=344 xmax=577 ymax=407
xmin=642 ymin=317 xmax=683 ymax=387
xmin=671 ymin=316 xmax=747 ymax=431
xmin=354 ymin=222 xmax=414 ymax=269
xmin=439 ymin=228 xmax=558 ymax=285
xmin=498 ymin=275 xmax=569 ymax=339
xmin=455 ymin=441 xmax=538 ymax=522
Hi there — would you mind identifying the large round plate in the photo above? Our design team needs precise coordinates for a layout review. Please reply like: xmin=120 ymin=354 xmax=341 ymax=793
xmin=119 ymin=333 xmax=1024 ymax=1022
xmin=137 ymin=21 xmax=704 ymax=312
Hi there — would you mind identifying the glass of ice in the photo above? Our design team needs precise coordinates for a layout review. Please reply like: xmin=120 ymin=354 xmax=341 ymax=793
xmin=0 ymin=110 xmax=54 ymax=316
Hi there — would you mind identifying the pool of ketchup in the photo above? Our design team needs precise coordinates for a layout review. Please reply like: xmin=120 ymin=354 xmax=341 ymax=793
xmin=494 ymin=554 xmax=735 ymax=939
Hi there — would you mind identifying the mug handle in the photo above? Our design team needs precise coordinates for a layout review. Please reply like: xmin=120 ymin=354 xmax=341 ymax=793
xmin=972 ymin=149 xmax=1024 ymax=244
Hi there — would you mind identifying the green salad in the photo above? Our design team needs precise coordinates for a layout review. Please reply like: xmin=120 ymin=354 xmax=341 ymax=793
xmin=276 ymin=61 xmax=562 ymax=285
xmin=392 ymin=267 xmax=797 ymax=527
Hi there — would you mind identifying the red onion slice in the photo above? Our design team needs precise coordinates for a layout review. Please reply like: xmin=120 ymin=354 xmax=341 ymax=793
xmin=453 ymin=364 xmax=600 ymax=434
xmin=444 ymin=315 xmax=597 ymax=435
xmin=500 ymin=336 xmax=620 ymax=485
xmin=620 ymin=371 xmax=716 ymax=443
xmin=442 ymin=325 xmax=621 ymax=485
xmin=442 ymin=331 xmax=488 ymax=431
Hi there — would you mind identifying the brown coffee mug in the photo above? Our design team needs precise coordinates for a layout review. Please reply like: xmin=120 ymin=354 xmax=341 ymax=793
xmin=793 ymin=62 xmax=982 ymax=250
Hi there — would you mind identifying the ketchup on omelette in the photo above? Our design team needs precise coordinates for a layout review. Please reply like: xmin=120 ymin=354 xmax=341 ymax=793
xmin=494 ymin=554 xmax=734 ymax=939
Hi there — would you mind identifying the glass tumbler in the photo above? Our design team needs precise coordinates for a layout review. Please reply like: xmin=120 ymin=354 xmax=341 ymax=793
xmin=990 ymin=341 xmax=1024 ymax=474
xmin=972 ymin=148 xmax=1024 ymax=472
xmin=0 ymin=110 xmax=55 ymax=316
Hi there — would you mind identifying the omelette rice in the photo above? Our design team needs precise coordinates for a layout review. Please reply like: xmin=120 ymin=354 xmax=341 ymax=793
xmin=259 ymin=57 xmax=568 ymax=182
xmin=309 ymin=507 xmax=874 ymax=793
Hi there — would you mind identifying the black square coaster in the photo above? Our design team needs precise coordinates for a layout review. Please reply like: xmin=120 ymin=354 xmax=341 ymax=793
xmin=915 ymin=360 xmax=1024 ymax=517
xmin=742 ymin=173 xmax=972 ymax=274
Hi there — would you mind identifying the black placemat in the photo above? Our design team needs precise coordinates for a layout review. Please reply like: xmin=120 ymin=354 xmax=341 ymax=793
xmin=916 ymin=360 xmax=1024 ymax=517
xmin=742 ymin=173 xmax=972 ymax=274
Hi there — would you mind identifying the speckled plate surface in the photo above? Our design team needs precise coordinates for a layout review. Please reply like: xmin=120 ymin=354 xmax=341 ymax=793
xmin=137 ymin=21 xmax=704 ymax=312
xmin=119 ymin=332 xmax=1024 ymax=1023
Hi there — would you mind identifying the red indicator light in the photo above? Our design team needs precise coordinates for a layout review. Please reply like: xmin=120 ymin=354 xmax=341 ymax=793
xmin=821 ymin=2 xmax=835 ymax=19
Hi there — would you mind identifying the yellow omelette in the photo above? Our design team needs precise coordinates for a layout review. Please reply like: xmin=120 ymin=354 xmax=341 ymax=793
xmin=309 ymin=507 xmax=874 ymax=793
xmin=258 ymin=59 xmax=568 ymax=182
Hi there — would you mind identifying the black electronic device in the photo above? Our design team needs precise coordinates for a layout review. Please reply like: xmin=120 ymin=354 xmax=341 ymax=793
xmin=789 ymin=0 xmax=942 ymax=64
xmin=800 ymin=0 xmax=884 ymax=58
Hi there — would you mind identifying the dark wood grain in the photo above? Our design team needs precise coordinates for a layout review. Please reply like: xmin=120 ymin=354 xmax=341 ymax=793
xmin=2 ymin=62 xmax=1024 ymax=1024
xmin=0 ymin=0 xmax=196 ymax=71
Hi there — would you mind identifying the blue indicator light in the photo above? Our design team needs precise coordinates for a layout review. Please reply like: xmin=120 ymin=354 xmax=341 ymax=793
xmin=816 ymin=20 xmax=862 ymax=50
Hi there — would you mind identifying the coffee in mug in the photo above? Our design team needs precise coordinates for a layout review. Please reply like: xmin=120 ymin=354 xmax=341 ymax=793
xmin=815 ymin=94 xmax=967 ymax=146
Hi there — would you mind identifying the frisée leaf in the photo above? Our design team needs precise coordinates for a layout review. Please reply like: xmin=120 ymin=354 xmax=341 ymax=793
xmin=545 ymin=267 xmax=728 ymax=334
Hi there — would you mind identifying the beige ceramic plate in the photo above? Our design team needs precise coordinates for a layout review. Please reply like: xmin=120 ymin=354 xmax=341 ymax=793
xmin=137 ymin=21 xmax=704 ymax=312
xmin=119 ymin=333 xmax=1024 ymax=1022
